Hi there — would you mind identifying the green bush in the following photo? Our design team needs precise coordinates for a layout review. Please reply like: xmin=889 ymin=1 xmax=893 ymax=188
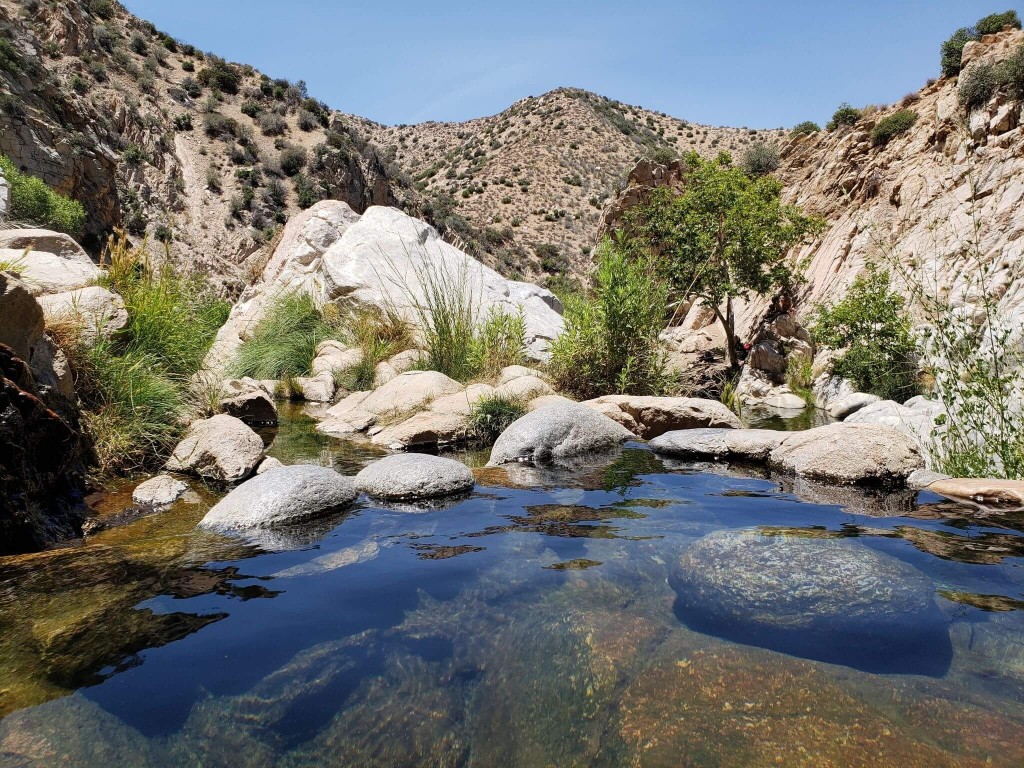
xmin=468 ymin=306 xmax=526 ymax=378
xmin=293 ymin=173 xmax=321 ymax=209
xmin=826 ymin=103 xmax=861 ymax=131
xmin=230 ymin=291 xmax=339 ymax=379
xmin=941 ymin=12 xmax=1021 ymax=77
xmin=259 ymin=112 xmax=288 ymax=136
xmin=85 ymin=0 xmax=115 ymax=19
xmin=976 ymin=10 xmax=1021 ymax=35
xmin=871 ymin=110 xmax=917 ymax=146
xmin=740 ymin=140 xmax=780 ymax=176
xmin=197 ymin=57 xmax=240 ymax=94
xmin=996 ymin=43 xmax=1024 ymax=99
xmin=942 ymin=28 xmax=978 ymax=77
xmin=958 ymin=62 xmax=998 ymax=108
xmin=240 ymin=100 xmax=261 ymax=118
xmin=550 ymin=241 xmax=670 ymax=399
xmin=469 ymin=394 xmax=526 ymax=443
xmin=812 ymin=264 xmax=919 ymax=402
xmin=279 ymin=145 xmax=307 ymax=176
xmin=790 ymin=121 xmax=820 ymax=136
xmin=0 ymin=155 xmax=86 ymax=236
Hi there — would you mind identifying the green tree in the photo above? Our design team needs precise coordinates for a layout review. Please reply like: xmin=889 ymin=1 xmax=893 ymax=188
xmin=621 ymin=151 xmax=824 ymax=368
xmin=812 ymin=264 xmax=919 ymax=402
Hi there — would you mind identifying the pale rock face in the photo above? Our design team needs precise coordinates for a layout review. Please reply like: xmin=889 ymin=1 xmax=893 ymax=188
xmin=1 ymin=248 xmax=104 ymax=297
xmin=256 ymin=457 xmax=285 ymax=474
xmin=496 ymin=365 xmax=544 ymax=386
xmin=828 ymin=392 xmax=882 ymax=420
xmin=487 ymin=402 xmax=634 ymax=466
xmin=734 ymin=366 xmax=806 ymax=412
xmin=0 ymin=165 xmax=8 ymax=219
xmin=199 ymin=464 xmax=357 ymax=533
xmin=358 ymin=370 xmax=463 ymax=417
xmin=355 ymin=454 xmax=475 ymax=500
xmin=813 ymin=373 xmax=857 ymax=410
xmin=293 ymin=372 xmax=335 ymax=403
xmin=204 ymin=201 xmax=361 ymax=374
xmin=369 ymin=383 xmax=496 ymax=449
xmin=166 ymin=414 xmax=265 ymax=483
xmin=320 ymin=206 xmax=563 ymax=361
xmin=0 ymin=271 xmax=44 ymax=360
xmin=132 ymin=475 xmax=189 ymax=509
xmin=493 ymin=375 xmax=554 ymax=401
xmin=36 ymin=286 xmax=128 ymax=341
xmin=204 ymin=205 xmax=563 ymax=377
xmin=844 ymin=397 xmax=946 ymax=460
xmin=311 ymin=340 xmax=362 ymax=377
xmin=581 ymin=395 xmax=742 ymax=439
xmin=0 ymin=229 xmax=103 ymax=297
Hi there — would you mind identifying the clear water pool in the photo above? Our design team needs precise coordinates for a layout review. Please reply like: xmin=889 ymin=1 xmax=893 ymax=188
xmin=0 ymin=412 xmax=1022 ymax=767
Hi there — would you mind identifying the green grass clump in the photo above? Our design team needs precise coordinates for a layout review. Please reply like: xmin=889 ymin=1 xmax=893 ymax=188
xmin=60 ymin=233 xmax=228 ymax=475
xmin=550 ymin=240 xmax=670 ymax=400
xmin=334 ymin=306 xmax=415 ymax=391
xmin=469 ymin=394 xmax=526 ymax=443
xmin=230 ymin=291 xmax=339 ymax=380
xmin=958 ymin=63 xmax=998 ymax=109
xmin=871 ymin=110 xmax=917 ymax=147
xmin=405 ymin=254 xmax=527 ymax=383
xmin=0 ymin=155 xmax=86 ymax=236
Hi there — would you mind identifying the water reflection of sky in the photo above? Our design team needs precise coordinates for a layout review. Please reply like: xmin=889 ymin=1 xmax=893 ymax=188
xmin=0 ymin=444 xmax=1023 ymax=766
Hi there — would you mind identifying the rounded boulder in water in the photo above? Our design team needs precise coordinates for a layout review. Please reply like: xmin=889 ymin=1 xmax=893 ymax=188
xmin=669 ymin=530 xmax=952 ymax=675
xmin=355 ymin=453 xmax=474 ymax=501
xmin=199 ymin=464 xmax=358 ymax=533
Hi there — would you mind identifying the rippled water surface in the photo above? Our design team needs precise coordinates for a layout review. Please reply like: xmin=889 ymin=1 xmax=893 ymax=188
xmin=0 ymin=411 xmax=1022 ymax=767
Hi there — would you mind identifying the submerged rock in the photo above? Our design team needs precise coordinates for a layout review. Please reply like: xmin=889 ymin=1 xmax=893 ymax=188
xmin=355 ymin=454 xmax=475 ymax=501
xmin=488 ymin=401 xmax=634 ymax=467
xmin=669 ymin=529 xmax=951 ymax=674
xmin=132 ymin=475 xmax=188 ymax=509
xmin=199 ymin=464 xmax=357 ymax=533
xmin=166 ymin=414 xmax=264 ymax=483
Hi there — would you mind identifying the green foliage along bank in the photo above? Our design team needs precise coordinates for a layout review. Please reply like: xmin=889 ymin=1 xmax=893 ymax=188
xmin=550 ymin=240 xmax=670 ymax=399
xmin=812 ymin=264 xmax=919 ymax=403
xmin=620 ymin=151 xmax=824 ymax=368
xmin=0 ymin=155 xmax=86 ymax=237
xmin=61 ymin=234 xmax=229 ymax=475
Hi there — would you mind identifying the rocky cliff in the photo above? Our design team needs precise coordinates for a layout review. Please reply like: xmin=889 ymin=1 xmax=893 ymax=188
xmin=604 ymin=27 xmax=1024 ymax=348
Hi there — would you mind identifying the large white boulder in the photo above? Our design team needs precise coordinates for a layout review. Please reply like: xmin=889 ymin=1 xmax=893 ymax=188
xmin=199 ymin=464 xmax=357 ymax=533
xmin=320 ymin=206 xmax=563 ymax=360
xmin=355 ymin=454 xmax=474 ymax=501
xmin=0 ymin=229 xmax=103 ymax=296
xmin=581 ymin=395 xmax=742 ymax=439
xmin=770 ymin=422 xmax=923 ymax=486
xmin=36 ymin=286 xmax=128 ymax=340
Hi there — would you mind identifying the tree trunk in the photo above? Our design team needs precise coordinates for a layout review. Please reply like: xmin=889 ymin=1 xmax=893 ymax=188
xmin=724 ymin=295 xmax=738 ymax=369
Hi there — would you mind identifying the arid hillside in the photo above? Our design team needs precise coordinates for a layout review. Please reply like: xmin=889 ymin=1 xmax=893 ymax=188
xmin=0 ymin=0 xmax=411 ymax=289
xmin=356 ymin=88 xmax=784 ymax=282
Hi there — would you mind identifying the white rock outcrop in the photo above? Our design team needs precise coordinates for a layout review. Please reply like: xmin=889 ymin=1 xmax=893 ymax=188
xmin=205 ymin=203 xmax=564 ymax=375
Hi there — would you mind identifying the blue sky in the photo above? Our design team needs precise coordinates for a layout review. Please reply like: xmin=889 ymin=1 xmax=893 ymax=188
xmin=122 ymin=0 xmax=1013 ymax=127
